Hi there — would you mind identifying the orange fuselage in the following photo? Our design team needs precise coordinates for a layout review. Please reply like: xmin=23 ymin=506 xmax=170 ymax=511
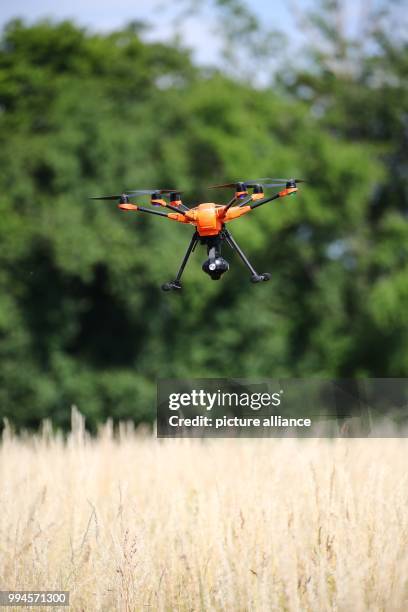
xmin=168 ymin=202 xmax=251 ymax=236
xmin=189 ymin=203 xmax=223 ymax=236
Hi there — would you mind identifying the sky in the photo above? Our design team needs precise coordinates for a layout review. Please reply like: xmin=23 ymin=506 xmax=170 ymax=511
xmin=0 ymin=0 xmax=300 ymax=66
xmin=1 ymin=0 xmax=396 ymax=69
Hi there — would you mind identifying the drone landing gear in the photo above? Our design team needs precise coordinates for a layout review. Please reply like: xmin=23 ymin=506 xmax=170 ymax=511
xmin=223 ymin=229 xmax=271 ymax=283
xmin=161 ymin=232 xmax=199 ymax=291
xmin=161 ymin=228 xmax=270 ymax=290
xmin=251 ymin=273 xmax=271 ymax=283
xmin=161 ymin=280 xmax=182 ymax=291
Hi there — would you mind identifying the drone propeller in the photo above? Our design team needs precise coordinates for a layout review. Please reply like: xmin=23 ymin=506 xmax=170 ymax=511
xmin=209 ymin=178 xmax=306 ymax=189
xmin=126 ymin=189 xmax=183 ymax=196
xmin=247 ymin=177 xmax=306 ymax=185
xmin=209 ymin=182 xmax=249 ymax=189
xmin=89 ymin=193 xmax=130 ymax=201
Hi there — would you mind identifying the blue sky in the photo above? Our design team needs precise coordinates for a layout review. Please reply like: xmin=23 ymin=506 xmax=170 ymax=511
xmin=3 ymin=1 xmax=394 ymax=69
xmin=0 ymin=0 xmax=293 ymax=29
xmin=0 ymin=0 xmax=301 ymax=65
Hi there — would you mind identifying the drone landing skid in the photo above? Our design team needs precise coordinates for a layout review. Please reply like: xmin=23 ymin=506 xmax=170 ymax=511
xmin=162 ymin=280 xmax=182 ymax=292
xmin=251 ymin=273 xmax=271 ymax=283
xmin=161 ymin=229 xmax=270 ymax=291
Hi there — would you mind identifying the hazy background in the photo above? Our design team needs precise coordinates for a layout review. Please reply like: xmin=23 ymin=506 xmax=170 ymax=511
xmin=0 ymin=0 xmax=407 ymax=430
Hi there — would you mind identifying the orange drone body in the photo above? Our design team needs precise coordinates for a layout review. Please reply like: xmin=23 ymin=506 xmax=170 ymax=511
xmin=168 ymin=202 xmax=252 ymax=236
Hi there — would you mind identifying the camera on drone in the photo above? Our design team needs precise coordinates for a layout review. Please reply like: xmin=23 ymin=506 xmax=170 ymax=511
xmin=202 ymin=255 xmax=229 ymax=280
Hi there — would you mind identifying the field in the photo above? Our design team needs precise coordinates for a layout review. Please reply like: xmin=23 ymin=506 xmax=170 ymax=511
xmin=1 ymin=412 xmax=408 ymax=612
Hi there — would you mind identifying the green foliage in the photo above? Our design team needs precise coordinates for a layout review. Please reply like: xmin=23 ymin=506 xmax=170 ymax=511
xmin=0 ymin=10 xmax=406 ymax=429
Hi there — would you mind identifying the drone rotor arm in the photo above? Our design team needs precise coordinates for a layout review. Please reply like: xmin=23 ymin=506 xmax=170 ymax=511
xmin=148 ymin=197 xmax=190 ymax=214
xmin=166 ymin=203 xmax=188 ymax=215
xmin=249 ymin=187 xmax=298 ymax=210
xmin=174 ymin=201 xmax=190 ymax=212
xmin=149 ymin=199 xmax=187 ymax=216
xmin=224 ymin=195 xmax=238 ymax=211
xmin=118 ymin=203 xmax=170 ymax=217
xmin=237 ymin=194 xmax=255 ymax=208
xmin=250 ymin=193 xmax=280 ymax=210
xmin=223 ymin=205 xmax=252 ymax=222
xmin=136 ymin=205 xmax=171 ymax=217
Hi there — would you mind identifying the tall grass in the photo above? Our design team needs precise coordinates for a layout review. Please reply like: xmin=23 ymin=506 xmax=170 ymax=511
xmin=1 ymin=411 xmax=408 ymax=611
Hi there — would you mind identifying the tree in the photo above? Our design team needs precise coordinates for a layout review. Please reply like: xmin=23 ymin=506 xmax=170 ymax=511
xmin=281 ymin=0 xmax=408 ymax=375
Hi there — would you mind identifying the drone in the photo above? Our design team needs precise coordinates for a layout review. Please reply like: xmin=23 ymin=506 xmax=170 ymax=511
xmin=90 ymin=178 xmax=304 ymax=291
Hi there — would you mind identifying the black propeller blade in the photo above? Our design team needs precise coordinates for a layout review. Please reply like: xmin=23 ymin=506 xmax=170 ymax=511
xmin=247 ymin=177 xmax=307 ymax=184
xmin=209 ymin=182 xmax=243 ymax=189
xmin=126 ymin=189 xmax=183 ymax=195
xmin=246 ymin=182 xmax=286 ymax=188
xmin=89 ymin=194 xmax=128 ymax=200
xmin=209 ymin=178 xmax=306 ymax=189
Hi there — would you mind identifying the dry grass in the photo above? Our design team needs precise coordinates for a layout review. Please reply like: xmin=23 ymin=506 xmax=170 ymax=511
xmin=1 ymin=412 xmax=408 ymax=611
